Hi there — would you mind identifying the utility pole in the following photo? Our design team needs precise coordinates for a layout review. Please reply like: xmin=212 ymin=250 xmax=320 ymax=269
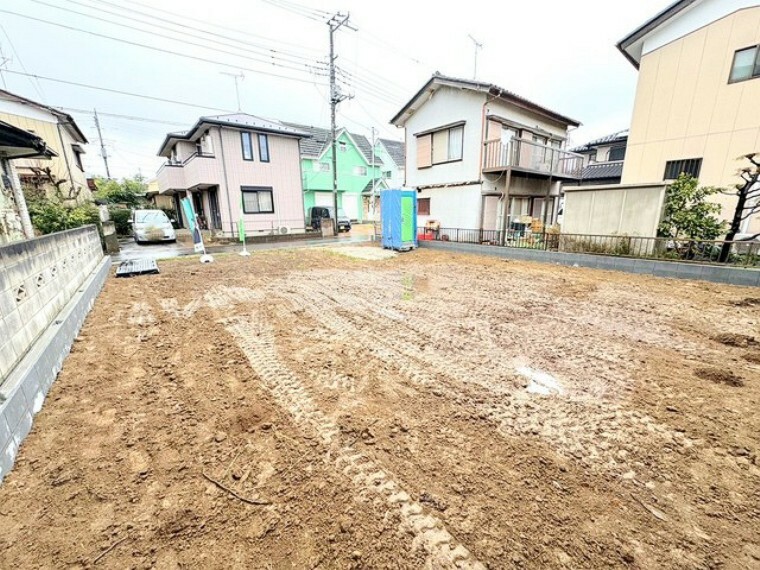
xmin=468 ymin=34 xmax=483 ymax=80
xmin=327 ymin=12 xmax=357 ymax=233
xmin=370 ymin=126 xmax=377 ymax=220
xmin=93 ymin=109 xmax=111 ymax=179
xmin=221 ymin=71 xmax=245 ymax=111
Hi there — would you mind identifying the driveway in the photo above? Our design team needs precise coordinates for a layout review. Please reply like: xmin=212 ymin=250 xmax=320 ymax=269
xmin=112 ymin=224 xmax=376 ymax=264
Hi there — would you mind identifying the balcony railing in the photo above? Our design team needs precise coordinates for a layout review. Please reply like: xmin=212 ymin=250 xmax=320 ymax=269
xmin=156 ymin=152 xmax=220 ymax=193
xmin=483 ymin=138 xmax=584 ymax=178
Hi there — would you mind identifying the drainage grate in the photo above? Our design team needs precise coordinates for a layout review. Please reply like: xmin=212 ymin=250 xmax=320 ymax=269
xmin=115 ymin=259 xmax=160 ymax=278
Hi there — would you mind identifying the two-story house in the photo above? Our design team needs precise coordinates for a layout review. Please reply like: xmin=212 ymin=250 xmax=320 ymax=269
xmin=0 ymin=89 xmax=89 ymax=204
xmin=618 ymin=0 xmax=760 ymax=235
xmin=156 ymin=114 xmax=309 ymax=236
xmin=376 ymin=138 xmax=405 ymax=188
xmin=391 ymin=74 xmax=583 ymax=234
xmin=284 ymin=123 xmax=387 ymax=223
xmin=566 ymin=130 xmax=628 ymax=186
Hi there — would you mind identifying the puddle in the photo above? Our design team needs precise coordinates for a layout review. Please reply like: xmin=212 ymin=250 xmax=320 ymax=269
xmin=517 ymin=367 xmax=565 ymax=396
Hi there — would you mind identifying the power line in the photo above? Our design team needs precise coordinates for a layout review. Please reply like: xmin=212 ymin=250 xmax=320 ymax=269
xmin=0 ymin=24 xmax=45 ymax=101
xmin=260 ymin=0 xmax=330 ymax=22
xmin=60 ymin=107 xmax=188 ymax=126
xmin=56 ymin=0 xmax=325 ymax=68
xmin=0 ymin=9 xmax=330 ymax=87
xmin=31 ymin=0 xmax=327 ymax=76
xmin=1 ymin=69 xmax=236 ymax=112
xmin=120 ymin=0 xmax=325 ymax=55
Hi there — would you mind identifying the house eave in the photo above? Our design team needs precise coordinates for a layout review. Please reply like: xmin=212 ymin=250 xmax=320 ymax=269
xmin=616 ymin=0 xmax=699 ymax=69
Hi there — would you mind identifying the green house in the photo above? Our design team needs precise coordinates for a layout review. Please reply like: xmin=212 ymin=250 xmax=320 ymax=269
xmin=285 ymin=124 xmax=389 ymax=222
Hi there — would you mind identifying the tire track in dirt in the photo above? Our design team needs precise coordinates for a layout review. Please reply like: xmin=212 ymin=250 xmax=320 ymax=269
xmin=222 ymin=311 xmax=485 ymax=569
xmin=273 ymin=275 xmax=695 ymax=484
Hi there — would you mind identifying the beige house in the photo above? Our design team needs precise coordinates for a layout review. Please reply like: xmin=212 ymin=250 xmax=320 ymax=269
xmin=1 ymin=120 xmax=57 ymax=243
xmin=0 ymin=89 xmax=90 ymax=204
xmin=156 ymin=114 xmax=309 ymax=236
xmin=391 ymin=74 xmax=582 ymax=235
xmin=619 ymin=0 xmax=760 ymax=235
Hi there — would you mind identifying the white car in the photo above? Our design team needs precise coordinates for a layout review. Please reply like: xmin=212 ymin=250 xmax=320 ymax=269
xmin=131 ymin=209 xmax=176 ymax=244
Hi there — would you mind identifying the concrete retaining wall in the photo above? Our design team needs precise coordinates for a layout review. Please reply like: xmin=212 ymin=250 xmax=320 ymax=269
xmin=1 ymin=226 xmax=103 ymax=381
xmin=419 ymin=240 xmax=760 ymax=287
xmin=0 ymin=226 xmax=108 ymax=482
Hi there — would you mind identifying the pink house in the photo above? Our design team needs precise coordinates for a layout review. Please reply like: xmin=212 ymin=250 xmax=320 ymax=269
xmin=156 ymin=114 xmax=309 ymax=236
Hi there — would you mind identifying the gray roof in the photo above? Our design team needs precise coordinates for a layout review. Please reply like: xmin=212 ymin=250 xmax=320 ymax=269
xmin=158 ymin=114 xmax=308 ymax=157
xmin=380 ymin=138 xmax=405 ymax=167
xmin=281 ymin=122 xmax=331 ymax=157
xmin=361 ymin=178 xmax=389 ymax=194
xmin=571 ymin=130 xmax=628 ymax=153
xmin=283 ymin=122 xmax=383 ymax=164
xmin=391 ymin=74 xmax=581 ymax=128
xmin=353 ymin=133 xmax=384 ymax=166
xmin=579 ymin=161 xmax=624 ymax=181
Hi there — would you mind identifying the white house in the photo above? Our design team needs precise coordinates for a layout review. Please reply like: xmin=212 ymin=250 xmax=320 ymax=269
xmin=391 ymin=74 xmax=583 ymax=234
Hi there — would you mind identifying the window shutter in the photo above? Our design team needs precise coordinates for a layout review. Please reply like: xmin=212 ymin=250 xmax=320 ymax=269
xmin=432 ymin=130 xmax=448 ymax=164
xmin=417 ymin=134 xmax=432 ymax=168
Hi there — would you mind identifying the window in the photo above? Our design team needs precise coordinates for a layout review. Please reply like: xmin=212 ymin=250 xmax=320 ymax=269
xmin=196 ymin=131 xmax=214 ymax=155
xmin=339 ymin=141 xmax=347 ymax=152
xmin=664 ymin=158 xmax=702 ymax=180
xmin=609 ymin=146 xmax=626 ymax=161
xmin=241 ymin=132 xmax=254 ymax=161
xmin=418 ymin=197 xmax=430 ymax=216
xmin=258 ymin=134 xmax=270 ymax=162
xmin=353 ymin=166 xmax=367 ymax=176
xmin=170 ymin=146 xmax=180 ymax=164
xmin=316 ymin=162 xmax=331 ymax=172
xmin=72 ymin=146 xmax=84 ymax=171
xmin=588 ymin=150 xmax=598 ymax=163
xmin=416 ymin=123 xmax=464 ymax=168
xmin=241 ymin=186 xmax=274 ymax=214
xmin=729 ymin=45 xmax=760 ymax=83
xmin=383 ymin=170 xmax=392 ymax=179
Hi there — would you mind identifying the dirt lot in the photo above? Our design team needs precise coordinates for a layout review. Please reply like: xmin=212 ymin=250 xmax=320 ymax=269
xmin=1 ymin=246 xmax=759 ymax=569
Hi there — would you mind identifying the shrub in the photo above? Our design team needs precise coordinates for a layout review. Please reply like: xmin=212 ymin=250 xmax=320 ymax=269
xmin=108 ymin=207 xmax=132 ymax=236
xmin=27 ymin=200 xmax=100 ymax=235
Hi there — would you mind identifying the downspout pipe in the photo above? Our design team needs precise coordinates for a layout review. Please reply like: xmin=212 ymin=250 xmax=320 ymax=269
xmin=218 ymin=126 xmax=235 ymax=237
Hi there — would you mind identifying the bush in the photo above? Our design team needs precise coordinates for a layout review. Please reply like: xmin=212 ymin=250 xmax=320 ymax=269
xmin=109 ymin=207 xmax=132 ymax=236
xmin=27 ymin=200 xmax=100 ymax=235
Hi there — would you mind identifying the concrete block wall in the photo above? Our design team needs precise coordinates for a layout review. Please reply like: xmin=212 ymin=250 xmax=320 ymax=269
xmin=0 ymin=226 xmax=103 ymax=382
xmin=0 ymin=225 xmax=108 ymax=483
xmin=419 ymin=241 xmax=760 ymax=287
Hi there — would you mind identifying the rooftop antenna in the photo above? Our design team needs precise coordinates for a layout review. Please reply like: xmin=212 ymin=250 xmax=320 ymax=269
xmin=468 ymin=34 xmax=483 ymax=80
xmin=0 ymin=42 xmax=11 ymax=89
xmin=220 ymin=71 xmax=245 ymax=111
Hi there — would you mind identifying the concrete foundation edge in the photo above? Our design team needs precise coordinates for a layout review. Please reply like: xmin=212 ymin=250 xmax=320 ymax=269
xmin=418 ymin=241 xmax=760 ymax=287
xmin=0 ymin=256 xmax=110 ymax=483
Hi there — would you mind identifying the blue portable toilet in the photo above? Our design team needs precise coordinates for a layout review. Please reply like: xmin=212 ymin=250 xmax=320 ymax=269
xmin=380 ymin=189 xmax=417 ymax=251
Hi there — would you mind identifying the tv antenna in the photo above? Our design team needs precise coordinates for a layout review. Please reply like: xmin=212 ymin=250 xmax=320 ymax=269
xmin=221 ymin=71 xmax=245 ymax=111
xmin=468 ymin=34 xmax=483 ymax=80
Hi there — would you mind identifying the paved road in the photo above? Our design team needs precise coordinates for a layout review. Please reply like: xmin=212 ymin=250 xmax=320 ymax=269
xmin=111 ymin=229 xmax=375 ymax=264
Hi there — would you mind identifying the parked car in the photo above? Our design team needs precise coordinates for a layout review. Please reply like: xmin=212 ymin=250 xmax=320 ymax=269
xmin=308 ymin=206 xmax=351 ymax=232
xmin=130 ymin=209 xmax=177 ymax=244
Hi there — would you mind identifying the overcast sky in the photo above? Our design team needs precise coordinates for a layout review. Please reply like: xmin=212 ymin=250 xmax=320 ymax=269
xmin=0 ymin=0 xmax=670 ymax=179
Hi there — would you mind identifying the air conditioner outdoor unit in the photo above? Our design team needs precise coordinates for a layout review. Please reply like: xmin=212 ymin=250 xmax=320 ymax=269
xmin=279 ymin=226 xmax=290 ymax=235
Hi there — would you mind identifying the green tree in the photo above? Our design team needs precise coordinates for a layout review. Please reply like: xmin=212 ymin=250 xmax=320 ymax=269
xmin=26 ymin=199 xmax=100 ymax=235
xmin=658 ymin=174 xmax=725 ymax=240
xmin=94 ymin=174 xmax=147 ymax=206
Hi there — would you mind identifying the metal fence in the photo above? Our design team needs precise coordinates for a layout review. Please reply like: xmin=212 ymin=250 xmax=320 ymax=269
xmin=419 ymin=227 xmax=760 ymax=267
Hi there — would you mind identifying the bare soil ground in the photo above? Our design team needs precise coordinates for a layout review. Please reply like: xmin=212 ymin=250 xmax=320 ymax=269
xmin=1 ymin=246 xmax=759 ymax=569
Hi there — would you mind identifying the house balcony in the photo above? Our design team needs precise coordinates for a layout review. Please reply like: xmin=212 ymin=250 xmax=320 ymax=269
xmin=483 ymin=138 xmax=584 ymax=180
xmin=156 ymin=152 xmax=221 ymax=194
